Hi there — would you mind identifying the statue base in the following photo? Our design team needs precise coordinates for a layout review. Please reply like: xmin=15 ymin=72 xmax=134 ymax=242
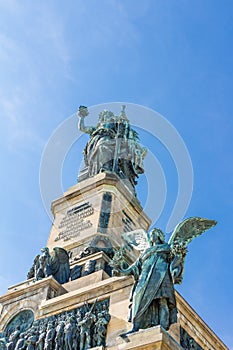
xmin=0 ymin=174 xmax=227 ymax=349
xmin=114 ymin=326 xmax=182 ymax=350
xmin=47 ymin=172 xmax=151 ymax=263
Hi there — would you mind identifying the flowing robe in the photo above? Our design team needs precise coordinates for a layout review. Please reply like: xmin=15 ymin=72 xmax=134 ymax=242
xmin=129 ymin=243 xmax=177 ymax=329
xmin=84 ymin=124 xmax=117 ymax=175
xmin=83 ymin=122 xmax=144 ymax=183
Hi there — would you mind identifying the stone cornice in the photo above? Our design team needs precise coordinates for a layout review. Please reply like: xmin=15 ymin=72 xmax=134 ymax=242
xmin=39 ymin=275 xmax=133 ymax=317
xmin=0 ymin=276 xmax=67 ymax=303
xmin=176 ymin=290 xmax=228 ymax=350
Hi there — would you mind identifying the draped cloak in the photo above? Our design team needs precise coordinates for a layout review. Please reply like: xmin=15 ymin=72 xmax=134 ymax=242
xmin=130 ymin=243 xmax=177 ymax=329
xmin=84 ymin=122 xmax=144 ymax=179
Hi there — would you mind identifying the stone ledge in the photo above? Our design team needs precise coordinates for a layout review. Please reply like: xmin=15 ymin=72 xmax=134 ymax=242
xmin=39 ymin=276 xmax=133 ymax=317
xmin=108 ymin=326 xmax=182 ymax=350
xmin=64 ymin=270 xmax=110 ymax=292
xmin=0 ymin=276 xmax=67 ymax=303
xmin=176 ymin=291 xmax=228 ymax=350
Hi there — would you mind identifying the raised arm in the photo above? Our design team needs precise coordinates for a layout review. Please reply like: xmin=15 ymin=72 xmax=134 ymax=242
xmin=78 ymin=105 xmax=95 ymax=135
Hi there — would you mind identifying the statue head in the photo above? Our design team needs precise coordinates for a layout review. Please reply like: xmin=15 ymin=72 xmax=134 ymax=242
xmin=98 ymin=110 xmax=115 ymax=125
xmin=149 ymin=228 xmax=165 ymax=245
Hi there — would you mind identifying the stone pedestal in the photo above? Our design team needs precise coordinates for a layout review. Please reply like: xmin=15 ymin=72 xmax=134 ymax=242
xmin=0 ymin=173 xmax=228 ymax=350
xmin=110 ymin=326 xmax=182 ymax=350
xmin=0 ymin=271 xmax=227 ymax=349
xmin=47 ymin=172 xmax=151 ymax=261
xmin=0 ymin=276 xmax=67 ymax=332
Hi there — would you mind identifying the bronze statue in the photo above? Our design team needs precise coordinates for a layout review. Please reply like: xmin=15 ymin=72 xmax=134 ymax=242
xmin=25 ymin=330 xmax=37 ymax=350
xmin=64 ymin=316 xmax=76 ymax=350
xmin=36 ymin=325 xmax=46 ymax=350
xmin=0 ymin=338 xmax=6 ymax=350
xmin=54 ymin=321 xmax=65 ymax=350
xmin=32 ymin=247 xmax=70 ymax=284
xmin=1 ymin=300 xmax=110 ymax=350
xmin=111 ymin=217 xmax=217 ymax=333
xmin=14 ymin=333 xmax=26 ymax=350
xmin=78 ymin=106 xmax=147 ymax=190
xmin=94 ymin=311 xmax=110 ymax=347
xmin=6 ymin=325 xmax=20 ymax=350
xmin=44 ymin=323 xmax=55 ymax=350
xmin=78 ymin=306 xmax=96 ymax=350
xmin=34 ymin=248 xmax=51 ymax=281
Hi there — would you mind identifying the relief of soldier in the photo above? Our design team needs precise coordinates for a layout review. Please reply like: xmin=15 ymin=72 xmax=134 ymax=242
xmin=0 ymin=300 xmax=110 ymax=350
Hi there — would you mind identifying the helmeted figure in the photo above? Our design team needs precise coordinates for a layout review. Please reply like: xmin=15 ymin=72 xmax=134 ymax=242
xmin=78 ymin=106 xmax=147 ymax=190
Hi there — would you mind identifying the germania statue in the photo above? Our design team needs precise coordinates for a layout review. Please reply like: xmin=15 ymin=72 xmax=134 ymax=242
xmin=78 ymin=105 xmax=147 ymax=190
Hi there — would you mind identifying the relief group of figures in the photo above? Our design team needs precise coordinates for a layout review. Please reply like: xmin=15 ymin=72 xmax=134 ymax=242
xmin=0 ymin=301 xmax=110 ymax=350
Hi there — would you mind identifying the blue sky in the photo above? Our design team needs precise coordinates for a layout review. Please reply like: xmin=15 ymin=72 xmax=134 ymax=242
xmin=0 ymin=0 xmax=232 ymax=347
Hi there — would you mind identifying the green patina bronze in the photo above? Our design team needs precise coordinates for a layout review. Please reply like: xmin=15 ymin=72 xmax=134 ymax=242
xmin=0 ymin=300 xmax=110 ymax=350
xmin=78 ymin=105 xmax=147 ymax=192
xmin=110 ymin=217 xmax=217 ymax=334
xmin=27 ymin=247 xmax=70 ymax=285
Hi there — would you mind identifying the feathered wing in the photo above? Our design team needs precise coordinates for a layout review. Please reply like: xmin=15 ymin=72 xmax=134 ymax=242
xmin=168 ymin=217 xmax=217 ymax=284
xmin=50 ymin=247 xmax=70 ymax=284
xmin=168 ymin=217 xmax=217 ymax=246
xmin=122 ymin=229 xmax=150 ymax=252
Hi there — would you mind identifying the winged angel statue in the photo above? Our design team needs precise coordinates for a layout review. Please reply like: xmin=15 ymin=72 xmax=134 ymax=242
xmin=110 ymin=217 xmax=217 ymax=334
xmin=34 ymin=247 xmax=70 ymax=284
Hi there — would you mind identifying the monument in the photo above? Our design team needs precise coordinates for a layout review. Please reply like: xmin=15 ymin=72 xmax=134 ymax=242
xmin=0 ymin=106 xmax=228 ymax=350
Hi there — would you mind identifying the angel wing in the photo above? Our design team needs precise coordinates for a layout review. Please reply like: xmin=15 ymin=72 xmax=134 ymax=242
xmin=168 ymin=217 xmax=217 ymax=284
xmin=168 ymin=217 xmax=217 ymax=246
xmin=50 ymin=247 xmax=70 ymax=284
xmin=122 ymin=229 xmax=149 ymax=252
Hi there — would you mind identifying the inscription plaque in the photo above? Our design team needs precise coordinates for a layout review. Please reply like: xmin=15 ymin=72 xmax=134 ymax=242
xmin=55 ymin=202 xmax=94 ymax=242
